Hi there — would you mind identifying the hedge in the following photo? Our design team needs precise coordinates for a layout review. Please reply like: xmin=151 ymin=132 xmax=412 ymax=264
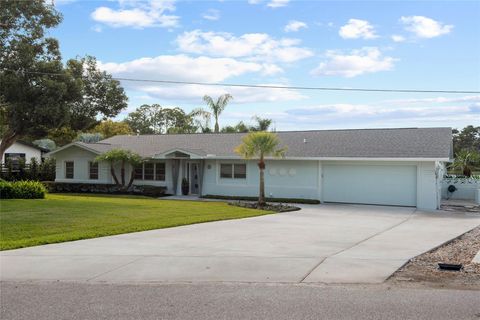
xmin=0 ymin=180 xmax=47 ymax=199
xmin=201 ymin=194 xmax=320 ymax=204
xmin=43 ymin=182 xmax=168 ymax=198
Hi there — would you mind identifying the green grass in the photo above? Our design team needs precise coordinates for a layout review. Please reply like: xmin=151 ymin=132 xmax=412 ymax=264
xmin=0 ymin=193 xmax=273 ymax=250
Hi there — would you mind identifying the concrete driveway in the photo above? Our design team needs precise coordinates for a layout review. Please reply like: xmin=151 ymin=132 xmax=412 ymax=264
xmin=1 ymin=204 xmax=479 ymax=284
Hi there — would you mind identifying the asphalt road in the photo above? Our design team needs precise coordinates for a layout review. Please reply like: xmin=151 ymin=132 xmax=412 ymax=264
xmin=1 ymin=281 xmax=479 ymax=320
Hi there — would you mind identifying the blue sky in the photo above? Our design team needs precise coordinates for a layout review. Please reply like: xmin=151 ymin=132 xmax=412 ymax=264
xmin=53 ymin=0 xmax=479 ymax=131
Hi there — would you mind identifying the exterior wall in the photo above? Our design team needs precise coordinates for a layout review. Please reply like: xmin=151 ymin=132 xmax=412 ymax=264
xmin=51 ymin=146 xmax=441 ymax=210
xmin=416 ymin=162 xmax=438 ymax=210
xmin=53 ymin=147 xmax=111 ymax=183
xmin=203 ymin=159 xmax=439 ymax=210
xmin=202 ymin=159 xmax=320 ymax=200
xmin=52 ymin=146 xmax=175 ymax=193
xmin=1 ymin=141 xmax=42 ymax=164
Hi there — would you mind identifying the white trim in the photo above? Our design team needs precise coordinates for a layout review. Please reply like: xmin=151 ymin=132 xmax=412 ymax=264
xmin=154 ymin=148 xmax=204 ymax=159
xmin=46 ymin=142 xmax=102 ymax=157
xmin=202 ymin=156 xmax=450 ymax=161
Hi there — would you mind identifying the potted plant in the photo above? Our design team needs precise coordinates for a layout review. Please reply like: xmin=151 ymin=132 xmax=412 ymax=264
xmin=181 ymin=177 xmax=189 ymax=195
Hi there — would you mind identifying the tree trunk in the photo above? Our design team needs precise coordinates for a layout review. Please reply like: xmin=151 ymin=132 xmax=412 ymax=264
xmin=110 ymin=161 xmax=120 ymax=186
xmin=214 ymin=115 xmax=219 ymax=133
xmin=258 ymin=156 xmax=266 ymax=208
xmin=0 ymin=130 xmax=18 ymax=162
xmin=463 ymin=166 xmax=472 ymax=177
xmin=121 ymin=159 xmax=126 ymax=186
xmin=126 ymin=166 xmax=136 ymax=190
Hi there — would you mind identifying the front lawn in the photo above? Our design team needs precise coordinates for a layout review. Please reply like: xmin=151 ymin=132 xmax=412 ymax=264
xmin=0 ymin=194 xmax=272 ymax=250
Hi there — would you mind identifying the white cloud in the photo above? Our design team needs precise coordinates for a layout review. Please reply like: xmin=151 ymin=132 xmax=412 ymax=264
xmin=202 ymin=9 xmax=220 ymax=21
xmin=387 ymin=95 xmax=480 ymax=105
xmin=98 ymin=55 xmax=305 ymax=104
xmin=91 ymin=0 xmax=179 ymax=29
xmin=284 ymin=20 xmax=308 ymax=32
xmin=339 ymin=19 xmax=378 ymax=39
xmin=400 ymin=16 xmax=453 ymax=38
xmin=99 ymin=55 xmax=277 ymax=83
xmin=248 ymin=0 xmax=262 ymax=4
xmin=267 ymin=0 xmax=290 ymax=8
xmin=176 ymin=30 xmax=313 ymax=63
xmin=139 ymin=83 xmax=305 ymax=104
xmin=311 ymin=47 xmax=396 ymax=78
xmin=391 ymin=34 xmax=405 ymax=42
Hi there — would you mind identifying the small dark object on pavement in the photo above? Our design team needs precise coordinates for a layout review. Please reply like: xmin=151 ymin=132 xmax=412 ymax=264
xmin=438 ymin=263 xmax=463 ymax=271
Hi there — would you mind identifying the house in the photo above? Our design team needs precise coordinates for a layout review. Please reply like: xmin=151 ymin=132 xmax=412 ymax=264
xmin=46 ymin=127 xmax=452 ymax=210
xmin=1 ymin=140 xmax=46 ymax=164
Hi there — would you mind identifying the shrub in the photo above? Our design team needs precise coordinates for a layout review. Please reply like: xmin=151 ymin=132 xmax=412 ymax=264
xmin=0 ymin=180 xmax=47 ymax=199
xmin=0 ymin=180 xmax=14 ymax=199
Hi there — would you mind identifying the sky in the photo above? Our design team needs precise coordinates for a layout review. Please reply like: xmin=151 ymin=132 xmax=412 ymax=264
xmin=52 ymin=0 xmax=479 ymax=131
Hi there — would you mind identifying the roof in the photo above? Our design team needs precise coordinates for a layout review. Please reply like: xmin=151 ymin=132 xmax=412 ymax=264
xmin=0 ymin=140 xmax=49 ymax=153
xmin=47 ymin=127 xmax=453 ymax=160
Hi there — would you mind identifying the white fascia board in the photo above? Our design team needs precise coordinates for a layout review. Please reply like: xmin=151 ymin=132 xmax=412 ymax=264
xmin=199 ymin=156 xmax=449 ymax=162
xmin=45 ymin=142 xmax=102 ymax=157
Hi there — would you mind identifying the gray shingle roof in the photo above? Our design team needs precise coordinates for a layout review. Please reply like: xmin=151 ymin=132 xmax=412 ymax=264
xmin=77 ymin=127 xmax=451 ymax=160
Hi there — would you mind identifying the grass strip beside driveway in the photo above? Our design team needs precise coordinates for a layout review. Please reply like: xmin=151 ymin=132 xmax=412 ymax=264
xmin=0 ymin=194 xmax=273 ymax=250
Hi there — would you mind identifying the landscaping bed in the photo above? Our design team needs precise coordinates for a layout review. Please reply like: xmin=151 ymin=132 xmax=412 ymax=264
xmin=202 ymin=194 xmax=320 ymax=204
xmin=228 ymin=200 xmax=301 ymax=213
xmin=389 ymin=226 xmax=480 ymax=289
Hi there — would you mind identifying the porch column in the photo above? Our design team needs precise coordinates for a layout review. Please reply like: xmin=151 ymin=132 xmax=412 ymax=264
xmin=172 ymin=159 xmax=180 ymax=195
xmin=198 ymin=160 xmax=205 ymax=196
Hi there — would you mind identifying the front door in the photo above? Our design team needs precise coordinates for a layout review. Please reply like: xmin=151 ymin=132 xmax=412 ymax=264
xmin=189 ymin=163 xmax=199 ymax=194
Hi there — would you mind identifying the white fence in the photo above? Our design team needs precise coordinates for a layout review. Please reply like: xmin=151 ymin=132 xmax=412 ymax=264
xmin=442 ymin=176 xmax=480 ymax=202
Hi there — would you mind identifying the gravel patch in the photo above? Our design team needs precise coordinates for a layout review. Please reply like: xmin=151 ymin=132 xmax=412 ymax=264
xmin=389 ymin=226 xmax=480 ymax=289
xmin=228 ymin=201 xmax=301 ymax=213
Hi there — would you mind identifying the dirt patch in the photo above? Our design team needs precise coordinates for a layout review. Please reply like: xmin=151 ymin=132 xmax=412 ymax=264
xmin=389 ymin=226 xmax=480 ymax=289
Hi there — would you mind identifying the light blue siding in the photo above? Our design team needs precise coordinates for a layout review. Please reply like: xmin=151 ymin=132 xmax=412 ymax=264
xmin=202 ymin=159 xmax=320 ymax=200
xmin=322 ymin=164 xmax=417 ymax=206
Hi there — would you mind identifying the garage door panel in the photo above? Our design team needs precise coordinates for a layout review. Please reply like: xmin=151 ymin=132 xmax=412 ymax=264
xmin=323 ymin=164 xmax=417 ymax=206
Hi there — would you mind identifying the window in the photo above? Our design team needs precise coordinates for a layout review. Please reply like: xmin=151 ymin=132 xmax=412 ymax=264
xmin=144 ymin=163 xmax=154 ymax=180
xmin=65 ymin=161 xmax=74 ymax=179
xmin=234 ymin=164 xmax=247 ymax=179
xmin=155 ymin=163 xmax=166 ymax=181
xmin=4 ymin=153 xmax=26 ymax=170
xmin=134 ymin=162 xmax=166 ymax=181
xmin=220 ymin=164 xmax=233 ymax=178
xmin=89 ymin=162 xmax=98 ymax=180
xmin=220 ymin=163 xmax=246 ymax=179
xmin=134 ymin=163 xmax=143 ymax=180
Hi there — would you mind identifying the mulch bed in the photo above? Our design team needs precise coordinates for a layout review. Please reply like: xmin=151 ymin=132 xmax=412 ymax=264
xmin=228 ymin=201 xmax=301 ymax=213
xmin=389 ymin=226 xmax=480 ymax=289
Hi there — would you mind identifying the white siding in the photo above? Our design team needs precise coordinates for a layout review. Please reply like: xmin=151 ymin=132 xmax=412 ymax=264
xmin=1 ymin=141 xmax=42 ymax=164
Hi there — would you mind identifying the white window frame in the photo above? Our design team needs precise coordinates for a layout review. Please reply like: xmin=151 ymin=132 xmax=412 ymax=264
xmin=219 ymin=163 xmax=247 ymax=180
xmin=65 ymin=161 xmax=74 ymax=179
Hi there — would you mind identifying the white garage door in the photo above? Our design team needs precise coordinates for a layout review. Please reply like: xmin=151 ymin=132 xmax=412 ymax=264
xmin=323 ymin=164 xmax=417 ymax=207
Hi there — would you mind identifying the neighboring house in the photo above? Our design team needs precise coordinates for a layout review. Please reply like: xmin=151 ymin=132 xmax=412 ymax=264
xmin=46 ymin=127 xmax=452 ymax=210
xmin=1 ymin=140 xmax=46 ymax=164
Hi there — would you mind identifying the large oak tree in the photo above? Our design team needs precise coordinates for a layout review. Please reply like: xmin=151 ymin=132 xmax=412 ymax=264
xmin=0 ymin=0 xmax=127 ymax=158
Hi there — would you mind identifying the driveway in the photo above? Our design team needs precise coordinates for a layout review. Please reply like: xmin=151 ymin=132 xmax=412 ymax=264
xmin=1 ymin=204 xmax=479 ymax=284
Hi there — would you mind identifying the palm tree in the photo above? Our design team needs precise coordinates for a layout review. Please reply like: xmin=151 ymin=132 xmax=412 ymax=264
xmin=449 ymin=149 xmax=480 ymax=177
xmin=235 ymin=132 xmax=287 ymax=207
xmin=95 ymin=149 xmax=142 ymax=190
xmin=203 ymin=94 xmax=233 ymax=133
xmin=189 ymin=107 xmax=212 ymax=133
xmin=251 ymin=116 xmax=273 ymax=131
